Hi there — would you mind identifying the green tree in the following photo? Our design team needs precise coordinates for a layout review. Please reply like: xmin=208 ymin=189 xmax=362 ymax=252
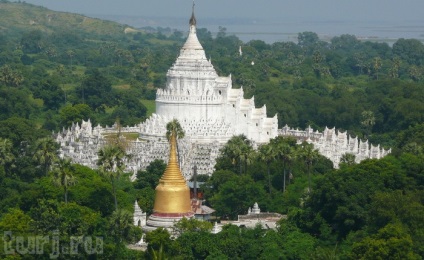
xmin=408 ymin=65 xmax=422 ymax=81
xmin=218 ymin=135 xmax=253 ymax=174
xmin=280 ymin=225 xmax=316 ymax=259
xmin=273 ymin=137 xmax=296 ymax=192
xmin=339 ymin=153 xmax=356 ymax=168
xmin=298 ymin=142 xmax=320 ymax=192
xmin=32 ymin=79 xmax=65 ymax=110
xmin=29 ymin=199 xmax=61 ymax=234
xmin=66 ymin=49 xmax=75 ymax=67
xmin=312 ymin=50 xmax=324 ymax=77
xmin=66 ymin=164 xmax=115 ymax=217
xmin=203 ymin=170 xmax=238 ymax=201
xmin=97 ymin=144 xmax=128 ymax=210
xmin=351 ymin=223 xmax=420 ymax=259
xmin=0 ymin=208 xmax=33 ymax=234
xmin=76 ymin=69 xmax=114 ymax=109
xmin=210 ymin=174 xmax=266 ymax=219
xmin=240 ymin=140 xmax=256 ymax=175
xmin=0 ymin=138 xmax=14 ymax=173
xmin=361 ymin=110 xmax=375 ymax=137
xmin=373 ymin=57 xmax=382 ymax=80
xmin=392 ymin=38 xmax=424 ymax=66
xmin=59 ymin=104 xmax=92 ymax=127
xmin=368 ymin=190 xmax=424 ymax=255
xmin=173 ymin=217 xmax=213 ymax=237
xmin=299 ymin=156 xmax=413 ymax=239
xmin=20 ymin=30 xmax=43 ymax=53
xmin=51 ymin=158 xmax=77 ymax=204
xmin=298 ymin=32 xmax=320 ymax=49
xmin=258 ymin=143 xmax=277 ymax=194
xmin=166 ymin=119 xmax=185 ymax=141
xmin=0 ymin=88 xmax=40 ymax=120
xmin=0 ymin=117 xmax=49 ymax=150
xmin=0 ymin=65 xmax=24 ymax=87
xmin=109 ymin=209 xmax=136 ymax=243
xmin=146 ymin=228 xmax=172 ymax=253
xmin=33 ymin=137 xmax=59 ymax=175
xmin=135 ymin=159 xmax=166 ymax=190
xmin=219 ymin=136 xmax=242 ymax=173
xmin=110 ymin=92 xmax=147 ymax=126
xmin=389 ymin=56 xmax=401 ymax=78
xmin=136 ymin=187 xmax=155 ymax=215
xmin=59 ymin=202 xmax=104 ymax=237
xmin=171 ymin=230 xmax=218 ymax=259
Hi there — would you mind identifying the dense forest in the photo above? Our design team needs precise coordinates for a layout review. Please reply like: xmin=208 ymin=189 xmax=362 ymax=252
xmin=0 ymin=1 xmax=423 ymax=259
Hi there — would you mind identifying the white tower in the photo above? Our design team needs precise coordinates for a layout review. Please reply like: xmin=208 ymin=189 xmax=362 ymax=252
xmin=151 ymin=3 xmax=278 ymax=144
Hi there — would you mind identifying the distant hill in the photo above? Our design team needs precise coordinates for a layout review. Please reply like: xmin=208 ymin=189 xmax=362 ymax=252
xmin=0 ymin=1 xmax=132 ymax=37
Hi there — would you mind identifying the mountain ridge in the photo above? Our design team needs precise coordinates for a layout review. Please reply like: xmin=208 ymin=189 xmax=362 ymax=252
xmin=0 ymin=1 xmax=133 ymax=37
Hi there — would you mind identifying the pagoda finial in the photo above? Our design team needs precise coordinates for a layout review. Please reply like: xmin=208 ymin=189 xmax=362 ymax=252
xmin=189 ymin=0 xmax=197 ymax=26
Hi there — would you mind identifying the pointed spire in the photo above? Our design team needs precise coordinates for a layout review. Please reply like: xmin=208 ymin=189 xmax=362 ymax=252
xmin=152 ymin=132 xmax=192 ymax=214
xmin=134 ymin=200 xmax=142 ymax=214
xmin=189 ymin=0 xmax=196 ymax=26
xmin=160 ymin=133 xmax=186 ymax=182
xmin=181 ymin=0 xmax=204 ymax=52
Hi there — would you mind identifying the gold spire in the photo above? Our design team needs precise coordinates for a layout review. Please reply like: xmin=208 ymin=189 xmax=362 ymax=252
xmin=152 ymin=133 xmax=192 ymax=214
xmin=160 ymin=133 xmax=186 ymax=182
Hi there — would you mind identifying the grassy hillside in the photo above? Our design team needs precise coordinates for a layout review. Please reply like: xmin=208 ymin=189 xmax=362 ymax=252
xmin=0 ymin=1 xmax=129 ymax=37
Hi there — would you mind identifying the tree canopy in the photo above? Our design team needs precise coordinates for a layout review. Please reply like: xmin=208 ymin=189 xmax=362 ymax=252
xmin=0 ymin=1 xmax=423 ymax=258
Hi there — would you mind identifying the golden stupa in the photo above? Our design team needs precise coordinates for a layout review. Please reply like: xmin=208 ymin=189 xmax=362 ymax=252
xmin=152 ymin=133 xmax=192 ymax=215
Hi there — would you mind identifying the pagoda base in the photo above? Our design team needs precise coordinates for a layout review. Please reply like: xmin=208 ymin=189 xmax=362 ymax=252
xmin=143 ymin=212 xmax=194 ymax=232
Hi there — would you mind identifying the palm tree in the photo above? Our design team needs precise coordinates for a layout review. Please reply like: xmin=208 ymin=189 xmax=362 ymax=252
xmin=298 ymin=142 xmax=320 ymax=193
xmin=0 ymin=138 xmax=14 ymax=173
xmin=107 ymin=119 xmax=131 ymax=152
xmin=272 ymin=137 xmax=296 ymax=192
xmin=149 ymin=243 xmax=168 ymax=260
xmin=389 ymin=56 xmax=401 ymax=79
xmin=222 ymin=135 xmax=253 ymax=174
xmin=240 ymin=144 xmax=256 ymax=175
xmin=339 ymin=153 xmax=356 ymax=168
xmin=408 ymin=65 xmax=422 ymax=82
xmin=224 ymin=137 xmax=243 ymax=174
xmin=51 ymin=158 xmax=77 ymax=204
xmin=33 ymin=137 xmax=59 ymax=175
xmin=109 ymin=209 xmax=133 ymax=243
xmin=97 ymin=144 xmax=127 ymax=210
xmin=373 ymin=56 xmax=382 ymax=80
xmin=166 ymin=119 xmax=185 ymax=141
xmin=258 ymin=143 xmax=277 ymax=194
xmin=0 ymin=65 xmax=24 ymax=87
xmin=66 ymin=50 xmax=75 ymax=68
xmin=280 ymin=144 xmax=295 ymax=193
xmin=361 ymin=110 xmax=375 ymax=138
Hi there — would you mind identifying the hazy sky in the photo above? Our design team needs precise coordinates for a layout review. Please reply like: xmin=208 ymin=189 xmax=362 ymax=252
xmin=21 ymin=0 xmax=424 ymax=22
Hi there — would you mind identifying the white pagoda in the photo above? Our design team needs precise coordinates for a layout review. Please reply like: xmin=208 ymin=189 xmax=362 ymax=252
xmin=54 ymin=4 xmax=391 ymax=177
xmin=140 ymin=5 xmax=278 ymax=144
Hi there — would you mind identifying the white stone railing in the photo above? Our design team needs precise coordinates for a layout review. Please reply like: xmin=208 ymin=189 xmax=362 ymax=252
xmin=278 ymin=125 xmax=391 ymax=168
xmin=55 ymin=119 xmax=392 ymax=181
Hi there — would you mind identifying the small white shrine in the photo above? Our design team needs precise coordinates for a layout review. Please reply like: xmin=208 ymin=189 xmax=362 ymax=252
xmin=133 ymin=200 xmax=147 ymax=228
